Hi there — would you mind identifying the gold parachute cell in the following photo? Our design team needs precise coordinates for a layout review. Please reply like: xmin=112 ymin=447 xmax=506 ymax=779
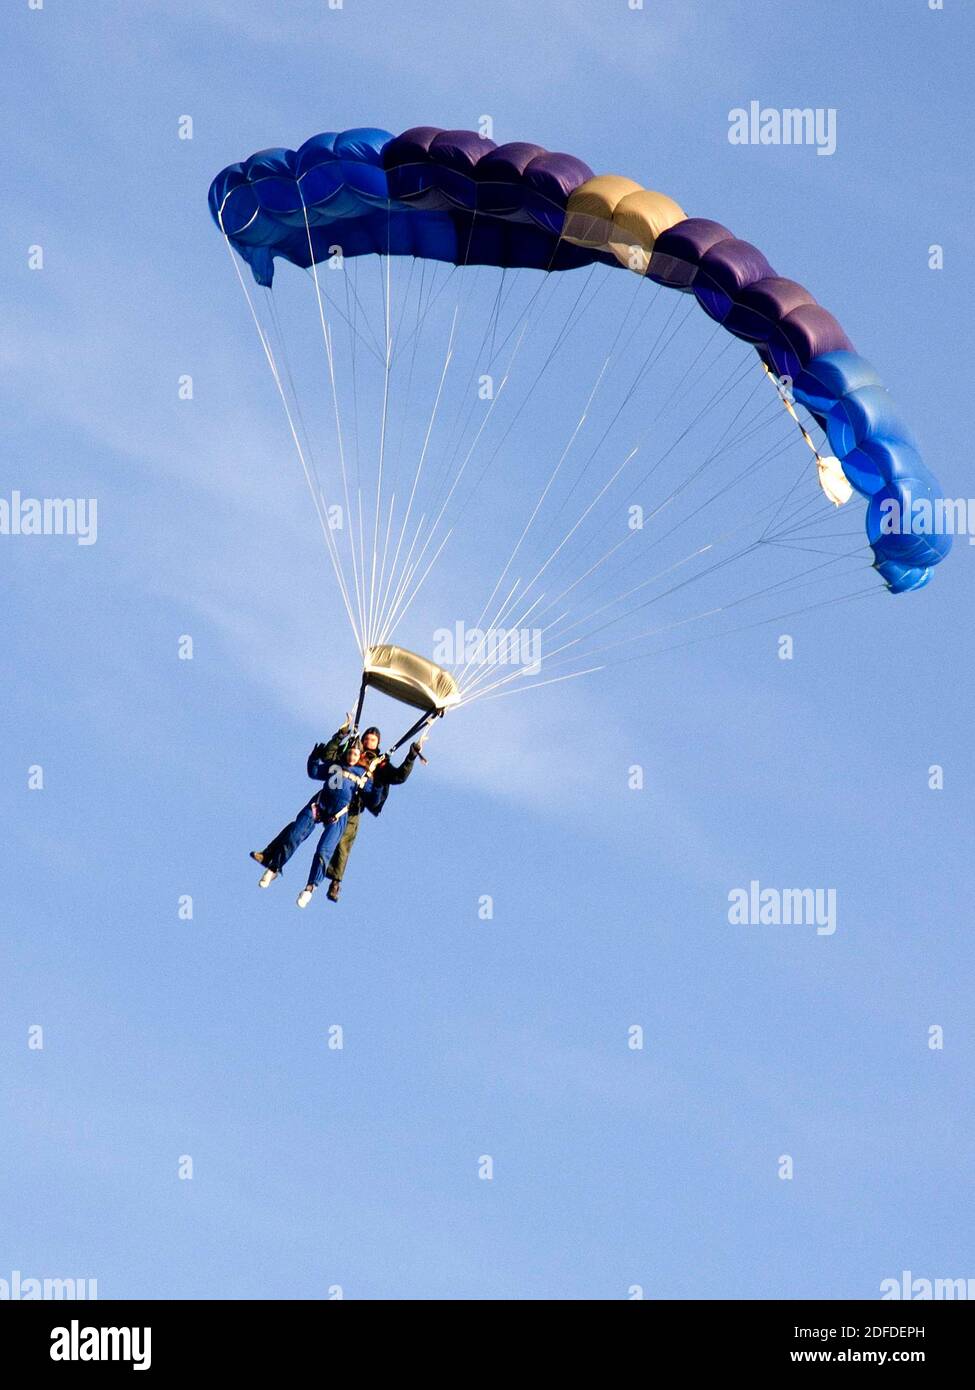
xmin=362 ymin=645 xmax=461 ymax=714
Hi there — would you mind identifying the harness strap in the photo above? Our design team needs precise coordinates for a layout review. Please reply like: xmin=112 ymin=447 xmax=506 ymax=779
xmin=385 ymin=708 xmax=442 ymax=758
xmin=351 ymin=675 xmax=368 ymax=736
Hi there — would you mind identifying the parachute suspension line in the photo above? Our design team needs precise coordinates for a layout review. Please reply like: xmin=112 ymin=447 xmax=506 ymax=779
xmin=551 ymin=350 xmax=770 ymax=604
xmin=615 ymin=352 xmax=768 ymax=523
xmin=659 ymin=318 xmax=739 ymax=423
xmin=366 ymin=231 xmax=395 ymax=650
xmin=381 ymin=226 xmax=475 ymax=645
xmin=262 ymin=288 xmax=367 ymax=596
xmin=297 ymin=268 xmax=384 ymax=366
xmin=345 ymin=259 xmax=364 ymax=616
xmin=549 ymin=542 xmax=872 ymax=675
xmin=377 ymin=245 xmax=481 ymax=640
xmin=380 ymin=524 xmax=457 ymax=639
xmin=385 ymin=257 xmax=428 ymax=506
xmin=356 ymin=487 xmax=368 ymax=640
xmin=216 ymin=228 xmax=364 ymax=655
xmin=764 ymin=538 xmax=871 ymax=559
xmin=523 ymin=457 xmax=810 ymax=649
xmin=482 ymin=337 xmax=770 ymax=656
xmin=536 ymin=339 xmax=762 ymax=616
xmin=420 ymin=269 xmax=564 ymax=530
xmin=389 ymin=261 xmax=459 ymax=367
xmin=424 ymin=267 xmax=510 ymax=510
xmin=454 ymin=664 xmax=607 ymax=710
xmin=263 ymin=291 xmax=323 ymax=490
xmin=756 ymin=385 xmax=847 ymax=542
xmin=752 ymin=432 xmax=830 ymax=551
xmin=372 ymin=226 xmax=482 ymax=651
xmin=586 ymin=559 xmax=877 ymax=671
xmin=454 ymin=577 xmax=522 ymax=690
xmin=351 ymin=259 xmax=374 ymax=649
xmin=384 ymin=256 xmax=424 ymax=523
xmin=528 ymin=431 xmax=831 ymax=658
xmin=482 ymin=346 xmax=817 ymax=684
xmin=456 ymin=276 xmax=736 ymax=697
xmin=428 ymin=270 xmax=594 ymax=565
xmin=390 ymin=254 xmax=418 ymax=364
xmin=761 ymin=362 xmax=852 ymax=508
xmin=372 ymin=281 xmax=469 ymax=648
xmin=382 ymin=221 xmax=513 ymax=593
xmin=462 ymin=602 xmax=729 ymax=705
xmin=456 ymin=444 xmax=641 ymax=696
xmin=490 ymin=296 xmax=712 ymax=643
xmin=771 ymin=507 xmax=865 ymax=544
xmin=648 ymin=313 xmax=727 ymax=424
xmin=538 ymin=282 xmax=693 ymax=518
xmin=333 ymin=247 xmax=386 ymax=363
xmin=374 ymin=489 xmax=398 ymax=641
xmin=374 ymin=509 xmax=429 ymax=647
xmin=459 ymin=463 xmax=869 ymax=707
xmin=372 ymin=305 xmax=461 ymax=645
xmin=371 ymin=225 xmax=483 ymax=637
xmin=421 ymin=255 xmax=604 ymax=555
xmin=367 ymin=261 xmax=400 ymax=644
xmin=461 ymin=544 xmax=872 ymax=707
xmin=376 ymin=312 xmax=535 ymax=646
xmin=537 ymin=292 xmax=728 ymax=575
xmin=433 ymin=266 xmax=623 ymax=683
xmin=598 ymin=346 xmax=762 ymax=527
xmin=543 ymin=537 xmax=759 ymax=654
xmin=604 ymin=582 xmax=883 ymax=669
xmin=298 ymin=195 xmax=368 ymax=647
xmin=491 ymin=321 xmax=733 ymax=634
xmin=759 ymin=475 xmax=851 ymax=545
xmin=592 ymin=411 xmax=800 ymax=597
xmin=459 ymin=530 xmax=756 ymax=704
xmin=468 ymin=582 xmax=881 ymax=706
xmin=538 ymin=283 xmax=679 ymax=538
xmin=464 ymin=266 xmax=653 ymax=661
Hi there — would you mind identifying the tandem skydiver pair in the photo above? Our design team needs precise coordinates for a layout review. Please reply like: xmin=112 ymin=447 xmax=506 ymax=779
xmin=250 ymin=717 xmax=426 ymax=909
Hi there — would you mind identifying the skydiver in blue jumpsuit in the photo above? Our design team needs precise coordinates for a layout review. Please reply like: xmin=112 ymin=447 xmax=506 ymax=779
xmin=251 ymin=730 xmax=374 ymax=909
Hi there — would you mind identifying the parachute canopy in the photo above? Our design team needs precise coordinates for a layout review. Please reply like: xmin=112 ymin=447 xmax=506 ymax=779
xmin=363 ymin=645 xmax=460 ymax=714
xmin=209 ymin=123 xmax=950 ymax=596
xmin=209 ymin=123 xmax=951 ymax=727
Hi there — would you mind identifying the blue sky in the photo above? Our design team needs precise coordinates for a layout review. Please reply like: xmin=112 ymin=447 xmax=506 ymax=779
xmin=2 ymin=0 xmax=973 ymax=1300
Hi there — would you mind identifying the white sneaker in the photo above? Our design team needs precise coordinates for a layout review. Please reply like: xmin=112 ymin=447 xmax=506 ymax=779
xmin=296 ymin=886 xmax=315 ymax=909
xmin=258 ymin=869 xmax=277 ymax=889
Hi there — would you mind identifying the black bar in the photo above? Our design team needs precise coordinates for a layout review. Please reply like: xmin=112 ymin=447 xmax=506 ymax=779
xmin=1 ymin=1298 xmax=969 ymax=1374
xmin=351 ymin=674 xmax=368 ymax=733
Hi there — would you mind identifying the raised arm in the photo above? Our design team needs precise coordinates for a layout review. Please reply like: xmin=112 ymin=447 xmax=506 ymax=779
xmin=307 ymin=720 xmax=351 ymax=780
xmin=380 ymin=743 xmax=419 ymax=787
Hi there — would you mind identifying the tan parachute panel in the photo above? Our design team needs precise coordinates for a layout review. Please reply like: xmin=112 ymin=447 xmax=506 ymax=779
xmin=563 ymin=175 xmax=687 ymax=273
xmin=561 ymin=174 xmax=643 ymax=248
xmin=363 ymin=645 xmax=461 ymax=713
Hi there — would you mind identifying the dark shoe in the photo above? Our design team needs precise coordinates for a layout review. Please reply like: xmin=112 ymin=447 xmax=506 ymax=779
xmin=327 ymin=879 xmax=341 ymax=903
xmin=250 ymin=850 xmax=265 ymax=864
